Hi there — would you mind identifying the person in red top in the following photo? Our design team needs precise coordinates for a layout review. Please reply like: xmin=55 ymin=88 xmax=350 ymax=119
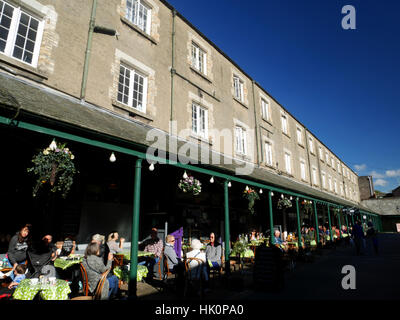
xmin=138 ymin=228 xmax=163 ymax=279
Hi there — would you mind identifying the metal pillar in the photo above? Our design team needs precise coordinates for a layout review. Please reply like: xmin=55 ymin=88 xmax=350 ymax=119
xmin=345 ymin=215 xmax=349 ymax=234
xmin=128 ymin=158 xmax=142 ymax=297
xmin=268 ymin=191 xmax=274 ymax=245
xmin=327 ymin=204 xmax=333 ymax=242
xmin=224 ymin=180 xmax=231 ymax=275
xmin=296 ymin=198 xmax=302 ymax=248
xmin=337 ymin=208 xmax=342 ymax=238
xmin=313 ymin=201 xmax=319 ymax=243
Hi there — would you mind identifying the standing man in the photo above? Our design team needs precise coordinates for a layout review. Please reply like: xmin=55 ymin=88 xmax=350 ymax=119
xmin=351 ymin=220 xmax=364 ymax=255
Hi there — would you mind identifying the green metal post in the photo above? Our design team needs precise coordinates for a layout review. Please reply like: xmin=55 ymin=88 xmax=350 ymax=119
xmin=337 ymin=207 xmax=342 ymax=238
xmin=224 ymin=180 xmax=230 ymax=275
xmin=128 ymin=158 xmax=142 ymax=297
xmin=296 ymin=198 xmax=302 ymax=248
xmin=345 ymin=215 xmax=349 ymax=235
xmin=313 ymin=201 xmax=319 ymax=244
xmin=327 ymin=204 xmax=333 ymax=242
xmin=268 ymin=191 xmax=274 ymax=245
xmin=351 ymin=214 xmax=355 ymax=226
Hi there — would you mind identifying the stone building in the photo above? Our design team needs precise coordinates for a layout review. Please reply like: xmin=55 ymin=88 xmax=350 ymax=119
xmin=0 ymin=0 xmax=379 ymax=242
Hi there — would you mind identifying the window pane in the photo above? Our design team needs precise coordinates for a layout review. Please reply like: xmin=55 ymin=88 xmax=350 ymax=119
xmin=12 ymin=46 xmax=22 ymax=59
xmin=15 ymin=34 xmax=25 ymax=48
xmin=23 ymin=51 xmax=32 ymax=63
xmin=27 ymin=28 xmax=37 ymax=41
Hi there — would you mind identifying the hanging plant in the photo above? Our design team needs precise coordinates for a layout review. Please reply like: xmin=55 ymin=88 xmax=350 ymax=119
xmin=243 ymin=187 xmax=260 ymax=214
xmin=27 ymin=140 xmax=76 ymax=199
xmin=302 ymin=200 xmax=312 ymax=214
xmin=178 ymin=174 xmax=202 ymax=195
xmin=277 ymin=196 xmax=292 ymax=210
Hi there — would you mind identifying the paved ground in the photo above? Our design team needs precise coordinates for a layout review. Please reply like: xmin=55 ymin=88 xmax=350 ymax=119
xmin=134 ymin=233 xmax=400 ymax=301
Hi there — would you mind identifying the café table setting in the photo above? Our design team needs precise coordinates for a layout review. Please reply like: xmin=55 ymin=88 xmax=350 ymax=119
xmin=13 ymin=277 xmax=71 ymax=300
xmin=53 ymin=254 xmax=83 ymax=270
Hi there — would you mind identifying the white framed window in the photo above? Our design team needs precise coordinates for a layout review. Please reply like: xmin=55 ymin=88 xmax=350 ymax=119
xmin=0 ymin=1 xmax=44 ymax=67
xmin=192 ymin=103 xmax=208 ymax=139
xmin=261 ymin=98 xmax=270 ymax=121
xmin=297 ymin=127 xmax=302 ymax=145
xmin=334 ymin=179 xmax=338 ymax=193
xmin=265 ymin=142 xmax=273 ymax=166
xmin=233 ymin=75 xmax=244 ymax=102
xmin=117 ymin=64 xmax=148 ymax=113
xmin=235 ymin=126 xmax=247 ymax=155
xmin=281 ymin=114 xmax=288 ymax=135
xmin=345 ymin=184 xmax=348 ymax=197
xmin=347 ymin=169 xmax=350 ymax=179
xmin=340 ymin=183 xmax=344 ymax=196
xmin=319 ymin=146 xmax=323 ymax=160
xmin=328 ymin=175 xmax=332 ymax=191
xmin=300 ymin=160 xmax=306 ymax=180
xmin=284 ymin=152 xmax=292 ymax=174
xmin=337 ymin=161 xmax=341 ymax=173
xmin=309 ymin=137 xmax=314 ymax=154
xmin=312 ymin=167 xmax=318 ymax=185
xmin=191 ymin=42 xmax=207 ymax=75
xmin=342 ymin=166 xmax=346 ymax=176
xmin=325 ymin=152 xmax=329 ymax=164
xmin=331 ymin=157 xmax=335 ymax=168
xmin=322 ymin=172 xmax=326 ymax=189
xmin=126 ymin=0 xmax=152 ymax=35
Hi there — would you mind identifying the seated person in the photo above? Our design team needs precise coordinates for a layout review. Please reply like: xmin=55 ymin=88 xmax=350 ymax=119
xmin=250 ymin=229 xmax=257 ymax=241
xmin=0 ymin=264 xmax=27 ymax=298
xmin=164 ymin=234 xmax=185 ymax=294
xmin=8 ymin=264 xmax=26 ymax=289
xmin=186 ymin=239 xmax=208 ymax=281
xmin=91 ymin=234 xmax=109 ymax=265
xmin=60 ymin=235 xmax=76 ymax=256
xmin=107 ymin=231 xmax=125 ymax=254
xmin=82 ymin=242 xmax=119 ymax=300
xmin=138 ymin=228 xmax=163 ymax=278
xmin=7 ymin=224 xmax=31 ymax=280
xmin=205 ymin=232 xmax=222 ymax=270
xmin=42 ymin=235 xmax=58 ymax=261
xmin=273 ymin=230 xmax=285 ymax=245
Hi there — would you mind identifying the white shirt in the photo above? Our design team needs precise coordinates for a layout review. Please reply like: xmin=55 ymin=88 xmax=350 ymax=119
xmin=186 ymin=249 xmax=208 ymax=281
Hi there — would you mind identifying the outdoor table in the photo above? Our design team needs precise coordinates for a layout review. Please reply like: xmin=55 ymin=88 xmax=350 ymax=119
xmin=113 ymin=265 xmax=148 ymax=282
xmin=54 ymin=256 xmax=83 ymax=270
xmin=13 ymin=279 xmax=71 ymax=300
xmin=121 ymin=251 xmax=155 ymax=261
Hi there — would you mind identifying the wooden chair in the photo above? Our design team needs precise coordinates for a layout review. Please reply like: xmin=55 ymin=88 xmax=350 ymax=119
xmin=79 ymin=263 xmax=89 ymax=296
xmin=184 ymin=257 xmax=205 ymax=298
xmin=112 ymin=254 xmax=124 ymax=269
xmin=71 ymin=268 xmax=111 ymax=300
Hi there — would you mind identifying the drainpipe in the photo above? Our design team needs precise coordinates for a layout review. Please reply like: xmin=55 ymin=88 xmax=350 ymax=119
xmin=80 ymin=0 xmax=97 ymax=101
xmin=170 ymin=9 xmax=176 ymax=132
xmin=251 ymin=81 xmax=260 ymax=166
xmin=128 ymin=158 xmax=142 ymax=298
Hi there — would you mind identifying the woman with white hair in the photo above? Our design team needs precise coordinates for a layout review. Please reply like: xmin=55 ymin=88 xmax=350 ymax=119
xmin=186 ymin=239 xmax=208 ymax=281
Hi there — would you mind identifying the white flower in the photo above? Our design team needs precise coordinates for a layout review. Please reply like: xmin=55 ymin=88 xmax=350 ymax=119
xmin=49 ymin=140 xmax=57 ymax=151
xmin=70 ymin=155 xmax=75 ymax=160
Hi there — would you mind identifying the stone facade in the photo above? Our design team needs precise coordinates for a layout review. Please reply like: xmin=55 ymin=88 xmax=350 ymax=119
xmin=358 ymin=176 xmax=375 ymax=200
xmin=0 ymin=0 xmax=360 ymax=205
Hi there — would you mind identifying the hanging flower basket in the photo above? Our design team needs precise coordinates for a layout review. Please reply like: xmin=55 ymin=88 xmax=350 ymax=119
xmin=277 ymin=197 xmax=292 ymax=210
xmin=302 ymin=200 xmax=312 ymax=214
xmin=243 ymin=188 xmax=260 ymax=214
xmin=27 ymin=140 xmax=76 ymax=199
xmin=178 ymin=174 xmax=201 ymax=195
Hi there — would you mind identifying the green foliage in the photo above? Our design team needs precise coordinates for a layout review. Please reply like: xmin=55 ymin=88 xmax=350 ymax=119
xmin=277 ymin=196 xmax=292 ymax=210
xmin=27 ymin=140 xmax=76 ymax=199
xmin=243 ymin=188 xmax=260 ymax=214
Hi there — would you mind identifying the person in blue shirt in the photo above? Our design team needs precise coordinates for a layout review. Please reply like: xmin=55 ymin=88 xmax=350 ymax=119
xmin=8 ymin=264 xmax=26 ymax=289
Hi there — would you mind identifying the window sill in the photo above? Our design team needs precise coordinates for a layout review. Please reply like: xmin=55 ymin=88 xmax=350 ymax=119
xmin=189 ymin=134 xmax=212 ymax=146
xmin=263 ymin=163 xmax=276 ymax=170
xmin=261 ymin=117 xmax=273 ymax=126
xmin=112 ymin=100 xmax=154 ymax=122
xmin=121 ymin=17 xmax=158 ymax=45
xmin=0 ymin=55 xmax=48 ymax=80
xmin=310 ymin=151 xmax=316 ymax=157
xmin=298 ymin=143 xmax=305 ymax=149
xmin=189 ymin=66 xmax=212 ymax=83
xmin=235 ymin=152 xmax=251 ymax=162
xmin=282 ymin=132 xmax=291 ymax=139
xmin=233 ymin=97 xmax=248 ymax=109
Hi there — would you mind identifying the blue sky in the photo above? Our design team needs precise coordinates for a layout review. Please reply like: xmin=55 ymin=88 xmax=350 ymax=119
xmin=167 ymin=0 xmax=400 ymax=193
